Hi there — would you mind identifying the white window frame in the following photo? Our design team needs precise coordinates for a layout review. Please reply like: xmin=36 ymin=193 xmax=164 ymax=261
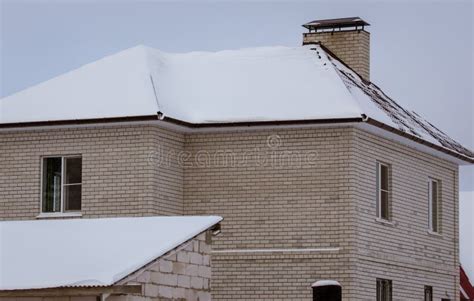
xmin=39 ymin=155 xmax=82 ymax=217
xmin=428 ymin=178 xmax=440 ymax=233
xmin=376 ymin=162 xmax=390 ymax=220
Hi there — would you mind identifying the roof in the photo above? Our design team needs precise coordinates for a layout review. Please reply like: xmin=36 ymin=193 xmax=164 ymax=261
xmin=302 ymin=17 xmax=369 ymax=30
xmin=461 ymin=265 xmax=474 ymax=300
xmin=0 ymin=216 xmax=222 ymax=291
xmin=0 ymin=44 xmax=472 ymax=163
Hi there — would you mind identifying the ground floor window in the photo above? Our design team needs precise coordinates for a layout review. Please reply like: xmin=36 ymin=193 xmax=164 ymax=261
xmin=424 ymin=286 xmax=433 ymax=301
xmin=376 ymin=278 xmax=392 ymax=301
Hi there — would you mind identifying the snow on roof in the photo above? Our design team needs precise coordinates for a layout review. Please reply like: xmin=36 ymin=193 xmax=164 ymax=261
xmin=311 ymin=280 xmax=341 ymax=287
xmin=0 ymin=44 xmax=472 ymax=161
xmin=328 ymin=53 xmax=474 ymax=160
xmin=0 ymin=216 xmax=222 ymax=290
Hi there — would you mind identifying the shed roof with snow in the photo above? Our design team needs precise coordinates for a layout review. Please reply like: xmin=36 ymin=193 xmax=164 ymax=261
xmin=0 ymin=216 xmax=222 ymax=291
xmin=0 ymin=45 xmax=472 ymax=163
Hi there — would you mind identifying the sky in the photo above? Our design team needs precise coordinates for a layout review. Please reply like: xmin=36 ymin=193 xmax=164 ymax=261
xmin=1 ymin=0 xmax=473 ymax=191
xmin=0 ymin=0 xmax=473 ymax=280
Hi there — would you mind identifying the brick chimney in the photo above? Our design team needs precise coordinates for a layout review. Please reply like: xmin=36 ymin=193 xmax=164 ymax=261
xmin=302 ymin=17 xmax=370 ymax=80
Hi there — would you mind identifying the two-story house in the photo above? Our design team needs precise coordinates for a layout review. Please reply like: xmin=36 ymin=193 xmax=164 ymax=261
xmin=1 ymin=17 xmax=473 ymax=300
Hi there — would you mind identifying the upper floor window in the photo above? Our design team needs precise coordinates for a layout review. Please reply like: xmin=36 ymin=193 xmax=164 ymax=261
xmin=376 ymin=162 xmax=391 ymax=220
xmin=42 ymin=156 xmax=82 ymax=213
xmin=424 ymin=286 xmax=433 ymax=301
xmin=376 ymin=278 xmax=392 ymax=301
xmin=428 ymin=179 xmax=440 ymax=233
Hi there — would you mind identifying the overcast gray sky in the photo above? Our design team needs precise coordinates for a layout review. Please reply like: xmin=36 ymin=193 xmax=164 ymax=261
xmin=1 ymin=0 xmax=473 ymax=190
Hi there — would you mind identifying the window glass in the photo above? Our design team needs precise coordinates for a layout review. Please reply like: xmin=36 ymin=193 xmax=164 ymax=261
xmin=381 ymin=190 xmax=389 ymax=220
xmin=65 ymin=157 xmax=82 ymax=184
xmin=65 ymin=185 xmax=82 ymax=211
xmin=376 ymin=278 xmax=392 ymax=301
xmin=42 ymin=157 xmax=62 ymax=213
xmin=380 ymin=164 xmax=389 ymax=191
xmin=430 ymin=181 xmax=438 ymax=232
xmin=424 ymin=286 xmax=433 ymax=301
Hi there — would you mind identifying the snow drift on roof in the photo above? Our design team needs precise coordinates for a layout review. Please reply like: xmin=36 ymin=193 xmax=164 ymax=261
xmin=0 ymin=44 xmax=472 ymax=161
xmin=0 ymin=216 xmax=222 ymax=290
xmin=0 ymin=45 xmax=363 ymax=124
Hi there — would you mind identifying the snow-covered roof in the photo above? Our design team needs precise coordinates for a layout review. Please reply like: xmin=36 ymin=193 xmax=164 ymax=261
xmin=0 ymin=216 xmax=222 ymax=290
xmin=0 ymin=45 xmax=472 ymax=162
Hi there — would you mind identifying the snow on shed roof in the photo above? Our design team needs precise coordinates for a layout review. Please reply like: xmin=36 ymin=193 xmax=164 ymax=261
xmin=0 ymin=44 xmax=472 ymax=161
xmin=0 ymin=216 xmax=222 ymax=290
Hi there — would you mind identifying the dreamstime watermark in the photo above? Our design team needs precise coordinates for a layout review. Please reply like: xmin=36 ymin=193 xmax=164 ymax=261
xmin=147 ymin=134 xmax=318 ymax=168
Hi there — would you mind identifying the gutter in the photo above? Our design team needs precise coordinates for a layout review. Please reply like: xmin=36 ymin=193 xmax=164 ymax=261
xmin=161 ymin=115 xmax=364 ymax=129
xmin=0 ymin=115 xmax=160 ymax=129
xmin=364 ymin=117 xmax=474 ymax=164
xmin=1 ymin=113 xmax=472 ymax=164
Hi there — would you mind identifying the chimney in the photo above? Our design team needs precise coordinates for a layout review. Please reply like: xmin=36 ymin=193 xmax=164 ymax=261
xmin=302 ymin=17 xmax=370 ymax=80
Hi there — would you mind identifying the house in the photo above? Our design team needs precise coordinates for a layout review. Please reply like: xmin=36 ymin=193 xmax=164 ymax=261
xmin=0 ymin=216 xmax=222 ymax=301
xmin=460 ymin=191 xmax=474 ymax=301
xmin=1 ymin=17 xmax=473 ymax=300
xmin=461 ymin=265 xmax=474 ymax=300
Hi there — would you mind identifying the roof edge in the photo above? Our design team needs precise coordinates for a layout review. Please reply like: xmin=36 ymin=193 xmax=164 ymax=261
xmin=0 ymin=115 xmax=160 ymax=129
xmin=365 ymin=117 xmax=474 ymax=164
xmin=305 ymin=42 xmax=371 ymax=85
xmin=0 ymin=285 xmax=142 ymax=296
xmin=112 ymin=216 xmax=222 ymax=286
xmin=1 ymin=114 xmax=471 ymax=163
xmin=161 ymin=116 xmax=364 ymax=128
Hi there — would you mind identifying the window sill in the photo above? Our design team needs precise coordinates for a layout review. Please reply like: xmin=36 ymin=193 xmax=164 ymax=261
xmin=375 ymin=218 xmax=396 ymax=227
xmin=36 ymin=212 xmax=82 ymax=219
xmin=427 ymin=230 xmax=443 ymax=238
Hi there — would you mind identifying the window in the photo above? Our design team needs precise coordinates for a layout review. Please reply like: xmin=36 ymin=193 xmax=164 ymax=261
xmin=42 ymin=156 xmax=82 ymax=213
xmin=424 ymin=286 xmax=433 ymax=301
xmin=428 ymin=179 xmax=440 ymax=233
xmin=376 ymin=162 xmax=390 ymax=220
xmin=376 ymin=278 xmax=392 ymax=301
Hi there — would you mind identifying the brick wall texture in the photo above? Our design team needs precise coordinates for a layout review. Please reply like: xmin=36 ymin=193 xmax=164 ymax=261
xmin=0 ymin=123 xmax=460 ymax=300
xmin=303 ymin=30 xmax=370 ymax=80
xmin=124 ymin=232 xmax=212 ymax=301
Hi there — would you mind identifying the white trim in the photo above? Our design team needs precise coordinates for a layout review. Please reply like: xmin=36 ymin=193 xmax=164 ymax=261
xmin=375 ymin=217 xmax=396 ymax=227
xmin=212 ymin=247 xmax=340 ymax=254
xmin=460 ymin=285 xmax=469 ymax=299
xmin=36 ymin=212 xmax=83 ymax=219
